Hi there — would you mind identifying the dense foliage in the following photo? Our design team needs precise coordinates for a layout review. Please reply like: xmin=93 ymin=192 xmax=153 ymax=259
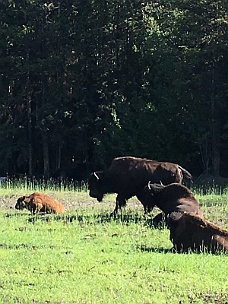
xmin=0 ymin=0 xmax=227 ymax=179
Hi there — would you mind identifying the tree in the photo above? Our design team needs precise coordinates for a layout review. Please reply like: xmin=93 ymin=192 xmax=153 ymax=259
xmin=144 ymin=0 xmax=228 ymax=175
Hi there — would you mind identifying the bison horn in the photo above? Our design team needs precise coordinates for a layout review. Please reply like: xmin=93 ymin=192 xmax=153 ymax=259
xmin=93 ymin=172 xmax=100 ymax=180
xmin=148 ymin=181 xmax=152 ymax=190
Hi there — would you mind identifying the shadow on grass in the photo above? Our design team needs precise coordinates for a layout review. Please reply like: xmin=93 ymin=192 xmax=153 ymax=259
xmin=0 ymin=243 xmax=58 ymax=250
xmin=4 ymin=212 xmax=31 ymax=218
xmin=138 ymin=244 xmax=228 ymax=255
xmin=26 ymin=211 xmax=167 ymax=229
xmin=138 ymin=244 xmax=175 ymax=254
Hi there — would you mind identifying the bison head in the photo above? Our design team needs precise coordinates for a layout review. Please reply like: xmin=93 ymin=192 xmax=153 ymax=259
xmin=15 ymin=196 xmax=26 ymax=210
xmin=140 ymin=182 xmax=165 ymax=210
xmin=147 ymin=181 xmax=166 ymax=193
xmin=15 ymin=196 xmax=33 ymax=210
xmin=88 ymin=171 xmax=105 ymax=202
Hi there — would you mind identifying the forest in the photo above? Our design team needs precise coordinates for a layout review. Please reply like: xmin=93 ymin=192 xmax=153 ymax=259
xmin=0 ymin=0 xmax=227 ymax=181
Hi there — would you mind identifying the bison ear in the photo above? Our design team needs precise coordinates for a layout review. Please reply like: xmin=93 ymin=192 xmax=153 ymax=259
xmin=93 ymin=172 xmax=100 ymax=180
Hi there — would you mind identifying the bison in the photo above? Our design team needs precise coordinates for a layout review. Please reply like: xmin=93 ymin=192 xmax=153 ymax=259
xmin=88 ymin=156 xmax=192 ymax=215
xmin=15 ymin=192 xmax=65 ymax=214
xmin=168 ymin=212 xmax=228 ymax=253
xmin=139 ymin=182 xmax=204 ymax=219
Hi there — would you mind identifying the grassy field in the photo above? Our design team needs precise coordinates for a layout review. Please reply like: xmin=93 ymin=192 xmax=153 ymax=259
xmin=0 ymin=186 xmax=227 ymax=304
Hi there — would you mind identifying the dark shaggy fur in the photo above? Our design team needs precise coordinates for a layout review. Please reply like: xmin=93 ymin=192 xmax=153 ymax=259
xmin=140 ymin=182 xmax=204 ymax=217
xmin=168 ymin=212 xmax=228 ymax=253
xmin=88 ymin=156 xmax=192 ymax=215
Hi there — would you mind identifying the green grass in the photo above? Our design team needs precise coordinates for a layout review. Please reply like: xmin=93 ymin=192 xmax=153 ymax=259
xmin=0 ymin=187 xmax=227 ymax=303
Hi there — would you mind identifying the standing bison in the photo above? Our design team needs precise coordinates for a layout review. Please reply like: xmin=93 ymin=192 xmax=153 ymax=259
xmin=88 ymin=156 xmax=192 ymax=215
xmin=139 ymin=182 xmax=204 ymax=219
xmin=168 ymin=212 xmax=228 ymax=253
xmin=15 ymin=192 xmax=65 ymax=214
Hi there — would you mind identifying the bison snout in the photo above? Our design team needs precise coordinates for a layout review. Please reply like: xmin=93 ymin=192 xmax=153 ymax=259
xmin=89 ymin=190 xmax=103 ymax=202
xmin=97 ymin=195 xmax=104 ymax=202
xmin=15 ymin=203 xmax=24 ymax=210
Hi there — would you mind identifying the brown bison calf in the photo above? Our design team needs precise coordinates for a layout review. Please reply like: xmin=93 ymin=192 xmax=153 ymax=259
xmin=15 ymin=192 xmax=65 ymax=214
xmin=168 ymin=212 xmax=228 ymax=254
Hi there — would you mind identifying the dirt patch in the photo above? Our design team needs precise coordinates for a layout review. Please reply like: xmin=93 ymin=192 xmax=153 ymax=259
xmin=0 ymin=191 xmax=145 ymax=213
xmin=2 ymin=191 xmax=227 ymax=228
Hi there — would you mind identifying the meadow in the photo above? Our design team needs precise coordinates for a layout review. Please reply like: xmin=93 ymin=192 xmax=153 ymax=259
xmin=0 ymin=181 xmax=227 ymax=304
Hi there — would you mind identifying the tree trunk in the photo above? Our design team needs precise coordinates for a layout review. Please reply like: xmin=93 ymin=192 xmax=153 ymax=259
xmin=212 ymin=119 xmax=220 ymax=177
xmin=25 ymin=11 xmax=33 ymax=177
xmin=211 ymin=55 xmax=220 ymax=177
xmin=42 ymin=132 xmax=50 ymax=179
xmin=41 ymin=73 xmax=50 ymax=179
xmin=26 ymin=57 xmax=33 ymax=176
xmin=27 ymin=88 xmax=33 ymax=177
xmin=57 ymin=140 xmax=62 ymax=170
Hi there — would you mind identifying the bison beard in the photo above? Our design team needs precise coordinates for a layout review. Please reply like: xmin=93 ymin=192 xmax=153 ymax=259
xmin=168 ymin=212 xmax=228 ymax=254
xmin=15 ymin=192 xmax=65 ymax=214
xmin=88 ymin=156 xmax=192 ymax=216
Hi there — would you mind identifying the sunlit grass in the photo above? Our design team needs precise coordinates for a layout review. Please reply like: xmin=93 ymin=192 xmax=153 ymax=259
xmin=0 ymin=182 xmax=227 ymax=303
xmin=0 ymin=209 xmax=227 ymax=304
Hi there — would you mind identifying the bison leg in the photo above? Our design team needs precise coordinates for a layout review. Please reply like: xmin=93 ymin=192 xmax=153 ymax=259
xmin=110 ymin=195 xmax=127 ymax=217
xmin=26 ymin=202 xmax=37 ymax=214
xmin=136 ymin=193 xmax=155 ymax=214
xmin=211 ymin=235 xmax=228 ymax=253
xmin=152 ymin=212 xmax=167 ymax=228
xmin=140 ymin=201 xmax=152 ymax=214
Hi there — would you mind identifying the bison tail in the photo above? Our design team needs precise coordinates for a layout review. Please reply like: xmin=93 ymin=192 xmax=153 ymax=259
xmin=179 ymin=166 xmax=192 ymax=179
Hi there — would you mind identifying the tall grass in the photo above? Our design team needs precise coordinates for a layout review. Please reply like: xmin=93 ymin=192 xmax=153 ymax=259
xmin=0 ymin=176 xmax=88 ymax=194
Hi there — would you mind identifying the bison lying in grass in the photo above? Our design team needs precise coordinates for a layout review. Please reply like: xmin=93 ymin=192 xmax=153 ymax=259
xmin=15 ymin=192 xmax=65 ymax=214
xmin=88 ymin=156 xmax=192 ymax=215
xmin=168 ymin=212 xmax=228 ymax=254
xmin=139 ymin=182 xmax=204 ymax=224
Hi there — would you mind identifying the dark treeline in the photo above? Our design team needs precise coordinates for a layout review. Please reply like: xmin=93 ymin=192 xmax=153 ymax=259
xmin=0 ymin=0 xmax=227 ymax=180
